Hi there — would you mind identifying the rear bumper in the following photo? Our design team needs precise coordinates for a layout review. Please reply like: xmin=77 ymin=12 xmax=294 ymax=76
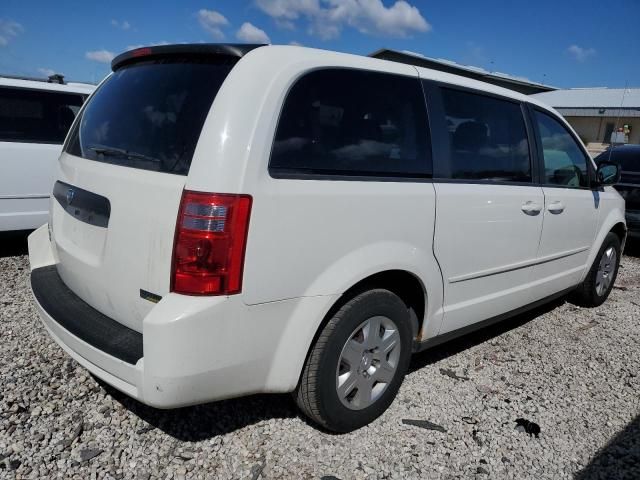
xmin=32 ymin=292 xmax=143 ymax=399
xmin=28 ymin=224 xmax=338 ymax=408
xmin=31 ymin=266 xmax=143 ymax=364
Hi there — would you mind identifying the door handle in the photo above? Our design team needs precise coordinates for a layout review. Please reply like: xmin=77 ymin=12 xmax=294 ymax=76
xmin=548 ymin=201 xmax=565 ymax=214
xmin=521 ymin=201 xmax=542 ymax=215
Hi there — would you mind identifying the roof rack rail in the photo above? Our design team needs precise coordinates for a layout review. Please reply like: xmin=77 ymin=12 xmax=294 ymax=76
xmin=1 ymin=73 xmax=96 ymax=87
xmin=1 ymin=72 xmax=66 ymax=85
xmin=111 ymin=43 xmax=266 ymax=71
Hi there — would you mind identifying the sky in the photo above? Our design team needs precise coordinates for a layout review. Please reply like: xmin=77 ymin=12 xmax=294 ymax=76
xmin=1 ymin=0 xmax=638 ymax=88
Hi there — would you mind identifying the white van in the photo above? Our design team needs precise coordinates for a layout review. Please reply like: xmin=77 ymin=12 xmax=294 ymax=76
xmin=0 ymin=75 xmax=94 ymax=231
xmin=28 ymin=44 xmax=625 ymax=432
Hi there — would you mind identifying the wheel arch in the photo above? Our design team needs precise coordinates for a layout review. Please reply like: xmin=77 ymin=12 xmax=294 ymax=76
xmin=291 ymin=269 xmax=428 ymax=389
xmin=610 ymin=221 xmax=627 ymax=249
xmin=582 ymin=209 xmax=626 ymax=283
xmin=329 ymin=269 xmax=426 ymax=338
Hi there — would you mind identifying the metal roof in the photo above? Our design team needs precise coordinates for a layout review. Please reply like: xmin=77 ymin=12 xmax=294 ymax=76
xmin=369 ymin=48 xmax=556 ymax=94
xmin=530 ymin=88 xmax=640 ymax=109
xmin=550 ymin=108 xmax=640 ymax=118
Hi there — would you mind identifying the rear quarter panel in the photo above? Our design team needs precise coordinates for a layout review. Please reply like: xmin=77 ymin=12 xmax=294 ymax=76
xmin=186 ymin=47 xmax=444 ymax=337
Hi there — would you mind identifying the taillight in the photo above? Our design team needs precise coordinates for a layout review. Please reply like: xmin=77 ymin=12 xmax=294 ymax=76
xmin=171 ymin=191 xmax=252 ymax=296
xmin=130 ymin=47 xmax=153 ymax=58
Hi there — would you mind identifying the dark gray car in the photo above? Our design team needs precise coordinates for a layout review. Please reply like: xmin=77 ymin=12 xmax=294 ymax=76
xmin=596 ymin=144 xmax=640 ymax=237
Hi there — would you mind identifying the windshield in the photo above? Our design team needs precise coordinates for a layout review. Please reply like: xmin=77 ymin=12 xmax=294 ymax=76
xmin=66 ymin=58 xmax=234 ymax=175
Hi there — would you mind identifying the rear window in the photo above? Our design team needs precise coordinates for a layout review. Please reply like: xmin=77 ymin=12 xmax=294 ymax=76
xmin=66 ymin=58 xmax=234 ymax=175
xmin=0 ymin=87 xmax=84 ymax=144
xmin=269 ymin=68 xmax=431 ymax=178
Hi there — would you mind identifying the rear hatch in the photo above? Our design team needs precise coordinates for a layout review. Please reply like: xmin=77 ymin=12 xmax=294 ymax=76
xmin=50 ymin=44 xmax=261 ymax=332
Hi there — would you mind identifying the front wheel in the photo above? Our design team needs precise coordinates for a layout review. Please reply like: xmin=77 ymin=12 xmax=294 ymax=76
xmin=295 ymin=289 xmax=413 ymax=432
xmin=570 ymin=232 xmax=621 ymax=307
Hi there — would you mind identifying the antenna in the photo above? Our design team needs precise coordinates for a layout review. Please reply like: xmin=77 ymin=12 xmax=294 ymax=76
xmin=607 ymin=82 xmax=629 ymax=165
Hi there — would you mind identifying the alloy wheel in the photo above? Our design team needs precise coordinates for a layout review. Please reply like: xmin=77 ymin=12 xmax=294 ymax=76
xmin=595 ymin=246 xmax=617 ymax=296
xmin=335 ymin=315 xmax=401 ymax=410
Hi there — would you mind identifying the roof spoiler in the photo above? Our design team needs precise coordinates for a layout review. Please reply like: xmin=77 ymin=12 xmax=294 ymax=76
xmin=111 ymin=43 xmax=266 ymax=71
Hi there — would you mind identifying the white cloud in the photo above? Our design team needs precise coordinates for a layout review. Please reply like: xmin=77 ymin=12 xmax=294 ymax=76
xmin=275 ymin=19 xmax=296 ymax=30
xmin=311 ymin=22 xmax=340 ymax=40
xmin=289 ymin=40 xmax=303 ymax=46
xmin=38 ymin=67 xmax=57 ymax=77
xmin=256 ymin=0 xmax=320 ymax=20
xmin=328 ymin=0 xmax=430 ymax=37
xmin=567 ymin=44 xmax=596 ymax=62
xmin=236 ymin=22 xmax=271 ymax=43
xmin=85 ymin=50 xmax=116 ymax=63
xmin=111 ymin=19 xmax=131 ymax=30
xmin=197 ymin=9 xmax=229 ymax=39
xmin=255 ymin=0 xmax=430 ymax=39
xmin=0 ymin=19 xmax=23 ymax=47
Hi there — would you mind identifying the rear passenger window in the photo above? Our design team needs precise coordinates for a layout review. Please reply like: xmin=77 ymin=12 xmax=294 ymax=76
xmin=441 ymin=88 xmax=531 ymax=182
xmin=0 ymin=87 xmax=84 ymax=144
xmin=534 ymin=110 xmax=589 ymax=188
xmin=270 ymin=69 xmax=431 ymax=178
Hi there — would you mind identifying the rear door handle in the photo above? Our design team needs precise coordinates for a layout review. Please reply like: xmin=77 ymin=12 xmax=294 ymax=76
xmin=521 ymin=201 xmax=542 ymax=215
xmin=548 ymin=201 xmax=565 ymax=214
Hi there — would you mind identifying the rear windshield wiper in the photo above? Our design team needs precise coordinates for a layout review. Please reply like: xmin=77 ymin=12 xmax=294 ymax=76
xmin=88 ymin=145 xmax=159 ymax=165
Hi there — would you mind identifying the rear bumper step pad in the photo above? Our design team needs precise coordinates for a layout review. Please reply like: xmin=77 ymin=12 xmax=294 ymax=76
xmin=31 ymin=266 xmax=143 ymax=364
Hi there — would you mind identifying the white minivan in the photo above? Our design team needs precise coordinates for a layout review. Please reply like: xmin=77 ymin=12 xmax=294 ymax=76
xmin=0 ymin=75 xmax=94 ymax=231
xmin=28 ymin=44 xmax=626 ymax=432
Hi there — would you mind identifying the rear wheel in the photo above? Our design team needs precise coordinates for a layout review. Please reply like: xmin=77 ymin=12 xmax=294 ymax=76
xmin=295 ymin=289 xmax=412 ymax=432
xmin=571 ymin=232 xmax=621 ymax=307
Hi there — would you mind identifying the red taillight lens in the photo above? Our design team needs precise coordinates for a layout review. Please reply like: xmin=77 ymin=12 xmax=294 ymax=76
xmin=171 ymin=191 xmax=252 ymax=296
xmin=131 ymin=47 xmax=153 ymax=58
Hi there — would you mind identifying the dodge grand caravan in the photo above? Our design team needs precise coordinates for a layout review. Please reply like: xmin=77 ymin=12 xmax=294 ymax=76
xmin=28 ymin=44 xmax=626 ymax=432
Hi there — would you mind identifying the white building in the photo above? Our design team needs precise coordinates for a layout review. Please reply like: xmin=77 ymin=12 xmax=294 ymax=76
xmin=531 ymin=88 xmax=640 ymax=152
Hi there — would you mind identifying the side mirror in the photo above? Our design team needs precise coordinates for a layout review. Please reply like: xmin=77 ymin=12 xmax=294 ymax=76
xmin=596 ymin=161 xmax=621 ymax=186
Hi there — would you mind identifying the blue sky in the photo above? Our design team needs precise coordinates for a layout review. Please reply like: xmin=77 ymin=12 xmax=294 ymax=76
xmin=1 ymin=0 xmax=638 ymax=88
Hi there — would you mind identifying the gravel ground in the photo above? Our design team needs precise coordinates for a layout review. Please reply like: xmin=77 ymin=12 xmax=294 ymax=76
xmin=1 ymin=234 xmax=639 ymax=480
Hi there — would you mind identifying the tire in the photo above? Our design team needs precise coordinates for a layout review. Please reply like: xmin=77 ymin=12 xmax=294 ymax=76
xmin=570 ymin=232 xmax=621 ymax=307
xmin=295 ymin=289 xmax=413 ymax=432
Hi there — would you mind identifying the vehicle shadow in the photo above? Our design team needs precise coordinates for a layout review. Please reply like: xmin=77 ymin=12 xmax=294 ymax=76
xmin=623 ymin=237 xmax=640 ymax=258
xmin=0 ymin=230 xmax=31 ymax=258
xmin=98 ymin=380 xmax=299 ymax=441
xmin=409 ymin=298 xmax=564 ymax=373
xmin=100 ymin=298 xmax=565 ymax=441
xmin=574 ymin=414 xmax=640 ymax=480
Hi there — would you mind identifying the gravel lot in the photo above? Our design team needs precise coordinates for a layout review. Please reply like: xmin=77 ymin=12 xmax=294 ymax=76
xmin=1 ymin=233 xmax=639 ymax=480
